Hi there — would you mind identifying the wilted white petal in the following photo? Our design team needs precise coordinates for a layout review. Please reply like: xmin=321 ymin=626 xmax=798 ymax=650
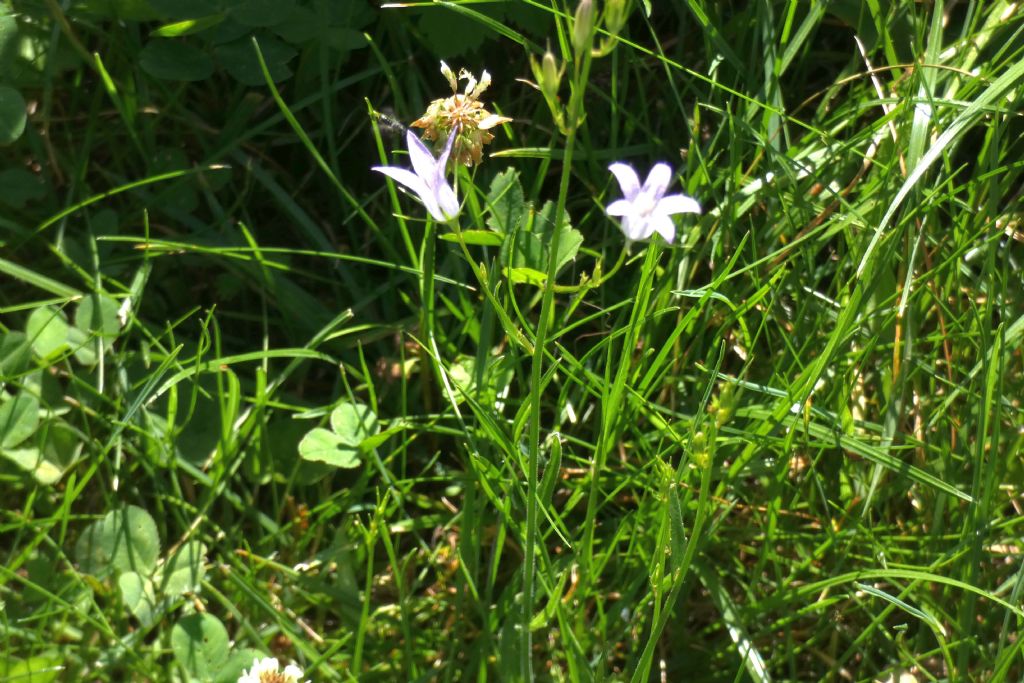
xmin=440 ymin=61 xmax=457 ymax=91
xmin=657 ymin=193 xmax=701 ymax=215
xmin=608 ymin=162 xmax=641 ymax=200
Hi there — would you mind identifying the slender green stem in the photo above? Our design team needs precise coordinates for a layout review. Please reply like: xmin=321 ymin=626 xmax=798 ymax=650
xmin=523 ymin=41 xmax=595 ymax=681
xmin=580 ymin=245 xmax=661 ymax=582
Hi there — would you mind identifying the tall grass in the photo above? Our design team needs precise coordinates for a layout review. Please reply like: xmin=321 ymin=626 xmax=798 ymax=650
xmin=2 ymin=1 xmax=1023 ymax=680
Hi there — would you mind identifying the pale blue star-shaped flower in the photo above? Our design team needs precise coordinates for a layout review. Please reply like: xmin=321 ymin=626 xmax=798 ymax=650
xmin=373 ymin=127 xmax=460 ymax=222
xmin=606 ymin=162 xmax=701 ymax=243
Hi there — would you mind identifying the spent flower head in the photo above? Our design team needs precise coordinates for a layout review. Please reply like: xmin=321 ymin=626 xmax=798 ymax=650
xmin=605 ymin=162 xmax=701 ymax=243
xmin=373 ymin=127 xmax=460 ymax=222
xmin=237 ymin=657 xmax=307 ymax=683
xmin=412 ymin=61 xmax=512 ymax=167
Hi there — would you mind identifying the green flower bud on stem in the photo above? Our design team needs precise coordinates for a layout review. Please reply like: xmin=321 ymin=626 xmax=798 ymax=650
xmin=572 ymin=0 xmax=595 ymax=57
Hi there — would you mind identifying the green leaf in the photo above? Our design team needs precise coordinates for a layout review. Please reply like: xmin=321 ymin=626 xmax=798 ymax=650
xmin=148 ymin=0 xmax=215 ymax=20
xmin=227 ymin=0 xmax=296 ymax=28
xmin=75 ymin=505 xmax=161 ymax=577
xmin=0 ymin=331 xmax=32 ymax=377
xmin=486 ymin=168 xmax=526 ymax=234
xmin=77 ymin=0 xmax=159 ymax=21
xmin=439 ymin=230 xmax=504 ymax=247
xmin=26 ymin=306 xmax=70 ymax=359
xmin=499 ymin=199 xmax=581 ymax=287
xmin=329 ymin=401 xmax=380 ymax=445
xmin=33 ymin=420 xmax=83 ymax=485
xmin=68 ymin=326 xmax=98 ymax=367
xmin=76 ymin=292 xmax=122 ymax=338
xmin=171 ymin=613 xmax=230 ymax=679
xmin=0 ymin=85 xmax=27 ymax=145
xmin=0 ymin=654 xmax=62 ymax=683
xmin=0 ymin=168 xmax=47 ymax=208
xmin=151 ymin=15 xmax=226 ymax=37
xmin=216 ymin=34 xmax=296 ymax=85
xmin=139 ymin=39 xmax=215 ymax=82
xmin=506 ymin=266 xmax=547 ymax=286
xmin=535 ymin=199 xmax=583 ymax=273
xmin=118 ymin=571 xmax=158 ymax=625
xmin=298 ymin=427 xmax=361 ymax=469
xmin=159 ymin=540 xmax=207 ymax=595
xmin=216 ymin=648 xmax=266 ymax=683
xmin=0 ymin=392 xmax=39 ymax=450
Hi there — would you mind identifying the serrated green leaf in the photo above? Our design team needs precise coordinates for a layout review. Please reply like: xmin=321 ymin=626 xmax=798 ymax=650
xmin=486 ymin=168 xmax=526 ymax=234
xmin=139 ymin=39 xmax=214 ymax=82
xmin=535 ymin=199 xmax=583 ymax=273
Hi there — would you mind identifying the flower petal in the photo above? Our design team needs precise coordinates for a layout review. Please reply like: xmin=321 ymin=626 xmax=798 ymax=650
xmin=435 ymin=180 xmax=460 ymax=220
xmin=656 ymin=193 xmax=701 ymax=215
xmin=374 ymin=166 xmax=446 ymax=220
xmin=605 ymin=198 xmax=635 ymax=216
xmin=619 ymin=214 xmax=653 ymax=241
xmin=436 ymin=127 xmax=458 ymax=173
xmin=406 ymin=129 xmax=438 ymax=183
xmin=641 ymin=163 xmax=673 ymax=199
xmin=608 ymin=162 xmax=641 ymax=200
xmin=373 ymin=165 xmax=431 ymax=199
xmin=648 ymin=213 xmax=676 ymax=243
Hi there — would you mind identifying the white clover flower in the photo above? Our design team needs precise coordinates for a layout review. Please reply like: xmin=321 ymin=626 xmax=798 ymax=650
xmin=373 ymin=127 xmax=460 ymax=222
xmin=237 ymin=656 xmax=308 ymax=683
xmin=606 ymin=162 xmax=701 ymax=243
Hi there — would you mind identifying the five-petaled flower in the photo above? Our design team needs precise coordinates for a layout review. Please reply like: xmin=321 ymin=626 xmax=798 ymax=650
xmin=606 ymin=162 xmax=700 ymax=243
xmin=373 ymin=127 xmax=460 ymax=222
xmin=237 ymin=656 xmax=308 ymax=683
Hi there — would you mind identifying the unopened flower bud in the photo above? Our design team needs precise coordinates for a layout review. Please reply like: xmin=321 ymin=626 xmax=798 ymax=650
xmin=541 ymin=52 xmax=561 ymax=101
xmin=572 ymin=0 xmax=595 ymax=56
xmin=605 ymin=0 xmax=629 ymax=34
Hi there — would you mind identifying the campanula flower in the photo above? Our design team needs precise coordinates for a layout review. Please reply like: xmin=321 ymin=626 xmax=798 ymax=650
xmin=373 ymin=127 xmax=460 ymax=222
xmin=606 ymin=162 xmax=701 ymax=243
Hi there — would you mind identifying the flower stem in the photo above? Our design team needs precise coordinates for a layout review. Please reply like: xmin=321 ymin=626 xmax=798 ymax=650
xmin=523 ymin=34 xmax=595 ymax=681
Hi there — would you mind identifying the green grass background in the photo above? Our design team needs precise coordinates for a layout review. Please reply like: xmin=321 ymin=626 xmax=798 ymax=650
xmin=2 ymin=0 xmax=1024 ymax=680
